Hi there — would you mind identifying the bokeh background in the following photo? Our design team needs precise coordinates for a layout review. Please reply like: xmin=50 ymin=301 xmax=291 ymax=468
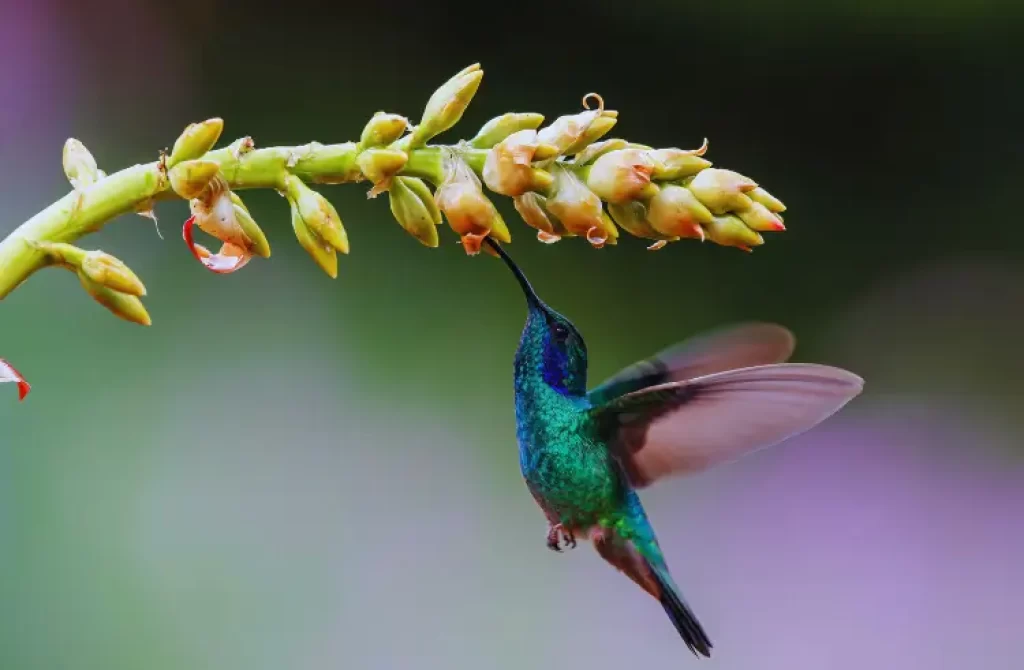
xmin=2 ymin=1 xmax=1023 ymax=668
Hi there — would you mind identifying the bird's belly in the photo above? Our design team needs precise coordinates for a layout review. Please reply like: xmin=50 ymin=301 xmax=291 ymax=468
xmin=521 ymin=440 xmax=622 ymax=528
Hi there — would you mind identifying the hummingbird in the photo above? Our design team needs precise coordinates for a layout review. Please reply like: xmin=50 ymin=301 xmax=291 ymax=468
xmin=484 ymin=238 xmax=863 ymax=657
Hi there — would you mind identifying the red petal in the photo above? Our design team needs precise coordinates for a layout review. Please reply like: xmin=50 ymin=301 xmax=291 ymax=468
xmin=0 ymin=358 xmax=30 ymax=401
xmin=182 ymin=216 xmax=252 ymax=274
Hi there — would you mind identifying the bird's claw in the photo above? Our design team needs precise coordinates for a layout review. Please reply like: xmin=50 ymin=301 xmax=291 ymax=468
xmin=546 ymin=524 xmax=576 ymax=552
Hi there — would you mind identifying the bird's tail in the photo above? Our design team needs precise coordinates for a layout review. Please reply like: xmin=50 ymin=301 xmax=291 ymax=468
xmin=647 ymin=560 xmax=713 ymax=657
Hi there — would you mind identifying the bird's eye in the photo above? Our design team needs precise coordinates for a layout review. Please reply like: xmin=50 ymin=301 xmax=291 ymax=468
xmin=553 ymin=323 xmax=569 ymax=340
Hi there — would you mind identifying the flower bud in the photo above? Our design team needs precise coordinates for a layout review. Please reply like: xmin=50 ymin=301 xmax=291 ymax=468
xmin=546 ymin=167 xmax=608 ymax=247
xmin=563 ymin=114 xmax=618 ymax=156
xmin=573 ymin=138 xmax=629 ymax=166
xmin=169 ymin=160 xmax=220 ymax=199
xmin=650 ymin=143 xmax=712 ymax=180
xmin=168 ymin=118 xmax=224 ymax=167
xmin=586 ymin=149 xmax=660 ymax=203
xmin=749 ymin=186 xmax=786 ymax=213
xmin=63 ymin=139 xmax=100 ymax=189
xmin=284 ymin=176 xmax=349 ymax=254
xmin=513 ymin=192 xmax=568 ymax=238
xmin=78 ymin=272 xmax=151 ymax=326
xmin=0 ymin=359 xmax=30 ymax=401
xmin=434 ymin=150 xmax=510 ymax=254
xmin=687 ymin=168 xmax=757 ymax=214
xmin=80 ymin=250 xmax=147 ymax=297
xmin=704 ymin=214 xmax=764 ymax=251
xmin=360 ymin=112 xmax=409 ymax=148
xmin=183 ymin=182 xmax=271 ymax=274
xmin=482 ymin=130 xmax=554 ymax=197
xmin=646 ymin=185 xmax=713 ymax=240
xmin=291 ymin=204 xmax=338 ymax=278
xmin=389 ymin=176 xmax=441 ymax=247
xmin=356 ymin=148 xmax=408 ymax=189
xmin=607 ymin=201 xmax=672 ymax=241
xmin=435 ymin=181 xmax=505 ymax=254
xmin=470 ymin=112 xmax=545 ymax=149
xmin=736 ymin=201 xmax=785 ymax=232
xmin=409 ymin=63 xmax=484 ymax=147
xmin=537 ymin=93 xmax=616 ymax=155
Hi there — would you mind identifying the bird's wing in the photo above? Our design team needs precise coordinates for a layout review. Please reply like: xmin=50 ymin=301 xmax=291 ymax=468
xmin=590 ymin=363 xmax=863 ymax=488
xmin=586 ymin=322 xmax=795 ymax=407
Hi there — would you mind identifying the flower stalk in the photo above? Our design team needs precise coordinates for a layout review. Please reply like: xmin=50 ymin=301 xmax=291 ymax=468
xmin=0 ymin=62 xmax=788 ymax=357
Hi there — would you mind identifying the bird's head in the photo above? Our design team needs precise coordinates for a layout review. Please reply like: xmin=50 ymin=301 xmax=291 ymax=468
xmin=485 ymin=238 xmax=588 ymax=396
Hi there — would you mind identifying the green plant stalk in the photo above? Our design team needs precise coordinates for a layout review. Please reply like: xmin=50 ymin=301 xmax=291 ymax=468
xmin=0 ymin=143 xmax=492 ymax=299
xmin=0 ymin=63 xmax=788 ymax=321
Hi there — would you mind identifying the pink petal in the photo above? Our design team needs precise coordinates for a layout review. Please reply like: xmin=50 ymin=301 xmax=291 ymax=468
xmin=182 ymin=215 xmax=252 ymax=274
xmin=0 ymin=358 xmax=30 ymax=401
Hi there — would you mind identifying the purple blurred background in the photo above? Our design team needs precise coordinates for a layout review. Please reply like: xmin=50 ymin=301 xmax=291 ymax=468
xmin=1 ymin=0 xmax=1022 ymax=668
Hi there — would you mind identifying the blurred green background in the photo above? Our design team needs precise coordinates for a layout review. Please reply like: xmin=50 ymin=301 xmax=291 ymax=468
xmin=2 ymin=1 xmax=1023 ymax=668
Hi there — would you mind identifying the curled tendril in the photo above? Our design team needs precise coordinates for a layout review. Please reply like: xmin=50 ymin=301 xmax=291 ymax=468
xmin=582 ymin=92 xmax=605 ymax=113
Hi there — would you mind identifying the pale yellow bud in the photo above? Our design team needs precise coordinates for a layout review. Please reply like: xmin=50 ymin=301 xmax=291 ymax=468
xmin=284 ymin=176 xmax=348 ymax=254
xmin=749 ymin=186 xmax=786 ymax=212
xmin=470 ymin=112 xmax=545 ymax=149
xmin=169 ymin=118 xmax=223 ymax=167
xmin=687 ymin=168 xmax=758 ymax=214
xmin=650 ymin=144 xmax=713 ymax=180
xmin=482 ymin=130 xmax=553 ymax=197
xmin=704 ymin=214 xmax=764 ymax=251
xmin=168 ymin=160 xmax=220 ymax=199
xmin=360 ymin=112 xmax=409 ymax=148
xmin=78 ymin=272 xmax=151 ymax=326
xmin=80 ymin=250 xmax=146 ymax=297
xmin=409 ymin=63 xmax=484 ymax=147
xmin=563 ymin=115 xmax=618 ymax=156
xmin=647 ymin=185 xmax=713 ymax=240
xmin=291 ymin=204 xmax=338 ymax=279
xmin=62 ymin=139 xmax=100 ymax=189
xmin=389 ymin=176 xmax=441 ymax=247
xmin=537 ymin=93 xmax=616 ymax=155
xmin=573 ymin=138 xmax=629 ymax=166
xmin=356 ymin=148 xmax=408 ymax=187
xmin=586 ymin=149 xmax=660 ymax=203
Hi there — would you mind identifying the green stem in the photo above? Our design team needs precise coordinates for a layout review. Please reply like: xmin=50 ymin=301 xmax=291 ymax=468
xmin=0 ymin=141 xmax=490 ymax=300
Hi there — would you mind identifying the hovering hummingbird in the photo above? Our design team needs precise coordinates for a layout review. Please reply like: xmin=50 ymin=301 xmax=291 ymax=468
xmin=484 ymin=238 xmax=863 ymax=657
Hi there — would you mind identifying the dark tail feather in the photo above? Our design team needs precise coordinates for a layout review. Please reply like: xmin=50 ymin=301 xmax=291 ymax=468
xmin=650 ymin=562 xmax=713 ymax=657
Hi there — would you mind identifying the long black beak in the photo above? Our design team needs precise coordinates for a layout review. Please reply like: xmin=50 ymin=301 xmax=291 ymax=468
xmin=484 ymin=237 xmax=542 ymax=309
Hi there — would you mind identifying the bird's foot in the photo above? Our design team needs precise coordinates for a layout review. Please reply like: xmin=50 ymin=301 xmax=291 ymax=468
xmin=546 ymin=524 xmax=577 ymax=552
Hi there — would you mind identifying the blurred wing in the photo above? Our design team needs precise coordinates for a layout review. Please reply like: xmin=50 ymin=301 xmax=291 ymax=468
xmin=592 ymin=363 xmax=863 ymax=487
xmin=587 ymin=322 xmax=795 ymax=406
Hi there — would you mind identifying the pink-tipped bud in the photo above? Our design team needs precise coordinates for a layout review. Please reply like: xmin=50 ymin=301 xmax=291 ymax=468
xmin=435 ymin=151 xmax=510 ymax=254
xmin=482 ymin=130 xmax=553 ymax=197
xmin=737 ymin=201 xmax=786 ymax=232
xmin=647 ymin=185 xmax=713 ymax=240
xmin=545 ymin=167 xmax=605 ymax=243
xmin=704 ymin=214 xmax=764 ymax=250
